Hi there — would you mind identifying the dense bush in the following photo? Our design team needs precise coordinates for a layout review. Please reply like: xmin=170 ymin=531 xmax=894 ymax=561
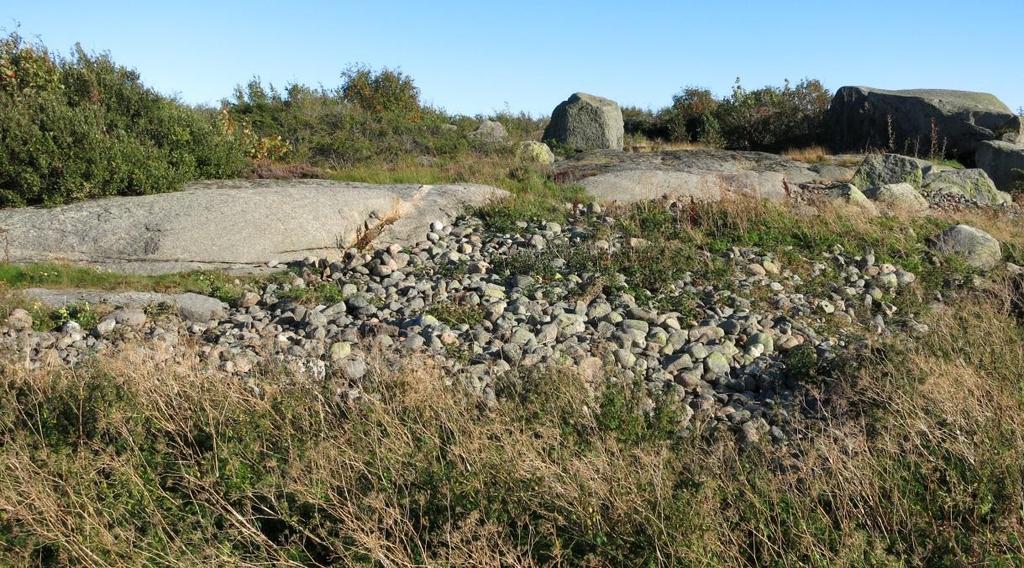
xmin=0 ymin=33 xmax=247 ymax=207
xmin=625 ymin=78 xmax=832 ymax=152
xmin=223 ymin=67 xmax=482 ymax=169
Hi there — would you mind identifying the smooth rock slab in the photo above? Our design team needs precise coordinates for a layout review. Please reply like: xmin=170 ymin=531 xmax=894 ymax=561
xmin=0 ymin=179 xmax=506 ymax=274
xmin=553 ymin=149 xmax=817 ymax=203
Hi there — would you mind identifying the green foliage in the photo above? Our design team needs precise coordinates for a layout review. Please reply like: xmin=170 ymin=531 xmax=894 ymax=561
xmin=0 ymin=32 xmax=247 ymax=207
xmin=0 ymin=262 xmax=270 ymax=307
xmin=48 ymin=302 xmax=99 ymax=330
xmin=625 ymin=78 xmax=831 ymax=152
xmin=427 ymin=301 xmax=485 ymax=327
xmin=474 ymin=166 xmax=588 ymax=233
xmin=279 ymin=281 xmax=345 ymax=306
xmin=660 ymin=86 xmax=724 ymax=146
xmin=340 ymin=64 xmax=421 ymax=117
xmin=223 ymin=69 xmax=471 ymax=169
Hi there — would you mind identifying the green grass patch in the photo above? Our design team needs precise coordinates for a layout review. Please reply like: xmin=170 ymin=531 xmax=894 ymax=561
xmin=0 ymin=262 xmax=279 ymax=306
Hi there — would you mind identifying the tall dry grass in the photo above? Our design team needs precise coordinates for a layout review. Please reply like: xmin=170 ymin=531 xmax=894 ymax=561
xmin=0 ymin=278 xmax=1022 ymax=566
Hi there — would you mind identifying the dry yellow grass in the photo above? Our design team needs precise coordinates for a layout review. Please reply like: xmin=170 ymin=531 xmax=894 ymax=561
xmin=782 ymin=145 xmax=830 ymax=163
xmin=2 ymin=281 xmax=1023 ymax=565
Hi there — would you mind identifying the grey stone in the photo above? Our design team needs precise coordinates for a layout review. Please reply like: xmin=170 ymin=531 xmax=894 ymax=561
xmin=852 ymin=153 xmax=925 ymax=190
xmin=340 ymin=356 xmax=367 ymax=380
xmin=922 ymin=168 xmax=1011 ymax=206
xmin=543 ymin=92 xmax=624 ymax=151
xmin=6 ymin=308 xmax=33 ymax=331
xmin=931 ymin=225 xmax=1002 ymax=271
xmin=109 ymin=308 xmax=147 ymax=328
xmin=829 ymin=87 xmax=1021 ymax=159
xmin=329 ymin=341 xmax=352 ymax=362
xmin=829 ymin=184 xmax=878 ymax=216
xmin=975 ymin=140 xmax=1024 ymax=191
xmin=470 ymin=120 xmax=508 ymax=143
xmin=553 ymin=148 xmax=817 ymax=204
xmin=864 ymin=182 xmax=929 ymax=214
xmin=515 ymin=141 xmax=555 ymax=165
xmin=94 ymin=318 xmax=117 ymax=336
xmin=703 ymin=352 xmax=731 ymax=377
xmin=176 ymin=293 xmax=228 ymax=323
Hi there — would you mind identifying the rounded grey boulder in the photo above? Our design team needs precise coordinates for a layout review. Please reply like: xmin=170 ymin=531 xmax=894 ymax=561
xmin=543 ymin=92 xmax=624 ymax=151
xmin=931 ymin=224 xmax=1002 ymax=270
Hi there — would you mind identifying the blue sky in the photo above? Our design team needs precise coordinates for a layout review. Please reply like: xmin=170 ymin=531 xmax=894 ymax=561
xmin=3 ymin=0 xmax=1022 ymax=116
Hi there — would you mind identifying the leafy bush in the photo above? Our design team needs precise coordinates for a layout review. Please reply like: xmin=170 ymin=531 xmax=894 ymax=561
xmin=223 ymin=67 xmax=476 ymax=169
xmin=659 ymin=86 xmax=724 ymax=146
xmin=717 ymin=78 xmax=831 ymax=151
xmin=0 ymin=33 xmax=247 ymax=207
xmin=624 ymin=78 xmax=831 ymax=152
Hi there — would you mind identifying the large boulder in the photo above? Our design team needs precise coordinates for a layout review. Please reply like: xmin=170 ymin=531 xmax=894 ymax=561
xmin=921 ymin=168 xmax=1011 ymax=206
xmin=543 ymin=92 xmax=624 ymax=151
xmin=975 ymin=140 xmax=1024 ymax=191
xmin=829 ymin=87 xmax=1022 ymax=160
xmin=851 ymin=153 xmax=926 ymax=189
xmin=930 ymin=225 xmax=1002 ymax=270
xmin=0 ymin=179 xmax=506 ymax=274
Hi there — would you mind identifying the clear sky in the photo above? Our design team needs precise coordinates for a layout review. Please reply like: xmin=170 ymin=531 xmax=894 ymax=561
xmin=2 ymin=0 xmax=1022 ymax=116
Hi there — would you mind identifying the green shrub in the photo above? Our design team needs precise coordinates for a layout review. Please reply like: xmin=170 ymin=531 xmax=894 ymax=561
xmin=660 ymin=86 xmax=724 ymax=146
xmin=717 ymin=78 xmax=831 ymax=151
xmin=0 ymin=33 xmax=247 ymax=207
xmin=223 ymin=70 xmax=474 ymax=168
xmin=624 ymin=78 xmax=831 ymax=152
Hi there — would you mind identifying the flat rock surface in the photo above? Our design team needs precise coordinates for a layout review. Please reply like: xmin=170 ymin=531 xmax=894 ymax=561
xmin=553 ymin=149 xmax=825 ymax=203
xmin=0 ymin=179 xmax=506 ymax=274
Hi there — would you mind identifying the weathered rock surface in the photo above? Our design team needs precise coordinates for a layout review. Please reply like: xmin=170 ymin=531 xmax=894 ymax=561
xmin=553 ymin=149 xmax=817 ymax=203
xmin=975 ymin=140 xmax=1024 ymax=191
xmin=828 ymin=86 xmax=1022 ymax=159
xmin=0 ymin=179 xmax=506 ymax=274
xmin=930 ymin=224 xmax=1002 ymax=270
xmin=543 ymin=92 xmax=624 ymax=151
xmin=851 ymin=153 xmax=926 ymax=190
xmin=921 ymin=168 xmax=1010 ymax=206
